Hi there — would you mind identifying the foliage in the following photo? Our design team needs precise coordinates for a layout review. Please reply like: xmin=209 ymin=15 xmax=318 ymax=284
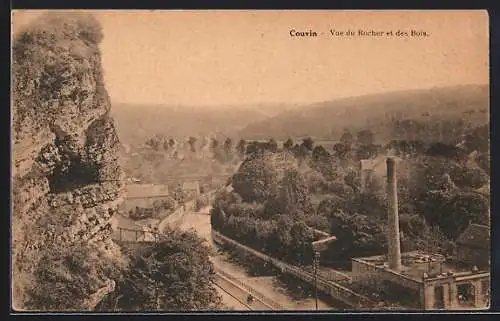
xmin=356 ymin=144 xmax=382 ymax=160
xmin=288 ymin=221 xmax=315 ymax=264
xmin=187 ymin=136 xmax=197 ymax=153
xmin=223 ymin=137 xmax=233 ymax=155
xmin=425 ymin=142 xmax=468 ymax=162
xmin=449 ymin=165 xmax=489 ymax=189
xmin=115 ymin=229 xmax=221 ymax=311
xmin=312 ymin=145 xmax=331 ymax=163
xmin=26 ymin=241 xmax=127 ymax=311
xmin=301 ymin=137 xmax=314 ymax=151
xmin=268 ymin=138 xmax=279 ymax=153
xmin=326 ymin=209 xmax=388 ymax=261
xmin=236 ymin=139 xmax=246 ymax=157
xmin=283 ymin=138 xmax=294 ymax=150
xmin=215 ymin=129 xmax=490 ymax=268
xmin=356 ymin=129 xmax=375 ymax=146
xmin=225 ymin=201 xmax=266 ymax=219
xmin=232 ymin=152 xmax=280 ymax=203
xmin=303 ymin=214 xmax=330 ymax=232
xmin=332 ymin=142 xmax=352 ymax=160
xmin=340 ymin=129 xmax=354 ymax=147
xmin=264 ymin=168 xmax=314 ymax=219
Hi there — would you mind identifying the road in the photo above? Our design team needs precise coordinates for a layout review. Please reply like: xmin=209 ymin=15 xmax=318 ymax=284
xmin=167 ymin=206 xmax=333 ymax=311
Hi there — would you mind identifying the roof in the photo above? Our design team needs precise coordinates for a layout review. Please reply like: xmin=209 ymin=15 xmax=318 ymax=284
xmin=360 ymin=159 xmax=375 ymax=171
xmin=456 ymin=224 xmax=490 ymax=249
xmin=182 ymin=181 xmax=200 ymax=190
xmin=125 ymin=184 xmax=169 ymax=198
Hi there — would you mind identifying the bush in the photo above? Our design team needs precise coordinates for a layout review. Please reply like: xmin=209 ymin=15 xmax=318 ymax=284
xmin=26 ymin=241 xmax=127 ymax=311
xmin=115 ymin=229 xmax=221 ymax=311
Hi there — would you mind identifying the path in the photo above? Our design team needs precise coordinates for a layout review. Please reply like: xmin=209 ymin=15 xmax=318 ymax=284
xmin=169 ymin=206 xmax=333 ymax=311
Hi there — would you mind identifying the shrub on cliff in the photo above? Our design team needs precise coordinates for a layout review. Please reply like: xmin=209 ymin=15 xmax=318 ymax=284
xmin=12 ymin=13 xmax=105 ymax=141
xmin=26 ymin=240 xmax=127 ymax=311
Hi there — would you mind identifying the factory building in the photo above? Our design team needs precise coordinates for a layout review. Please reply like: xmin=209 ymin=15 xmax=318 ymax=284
xmin=351 ymin=158 xmax=490 ymax=310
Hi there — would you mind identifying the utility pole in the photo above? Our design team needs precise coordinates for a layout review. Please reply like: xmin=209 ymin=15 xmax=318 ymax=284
xmin=311 ymin=236 xmax=336 ymax=311
xmin=314 ymin=251 xmax=320 ymax=310
xmin=154 ymin=228 xmax=160 ymax=311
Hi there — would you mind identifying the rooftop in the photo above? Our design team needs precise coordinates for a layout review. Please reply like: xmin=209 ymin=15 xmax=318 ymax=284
xmin=125 ymin=183 xmax=170 ymax=198
xmin=182 ymin=181 xmax=200 ymax=190
xmin=355 ymin=251 xmax=488 ymax=283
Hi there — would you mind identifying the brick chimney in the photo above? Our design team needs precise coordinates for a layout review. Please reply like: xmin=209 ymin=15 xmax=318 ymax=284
xmin=386 ymin=157 xmax=402 ymax=271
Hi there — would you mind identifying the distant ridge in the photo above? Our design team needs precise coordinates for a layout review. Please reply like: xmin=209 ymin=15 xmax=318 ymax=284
xmin=237 ymin=84 xmax=489 ymax=142
xmin=111 ymin=103 xmax=292 ymax=146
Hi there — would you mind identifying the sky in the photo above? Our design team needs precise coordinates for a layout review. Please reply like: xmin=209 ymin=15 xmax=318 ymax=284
xmin=12 ymin=10 xmax=489 ymax=107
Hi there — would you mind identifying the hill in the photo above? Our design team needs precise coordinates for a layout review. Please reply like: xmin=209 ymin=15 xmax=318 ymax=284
xmin=111 ymin=103 xmax=296 ymax=147
xmin=237 ymin=85 xmax=489 ymax=143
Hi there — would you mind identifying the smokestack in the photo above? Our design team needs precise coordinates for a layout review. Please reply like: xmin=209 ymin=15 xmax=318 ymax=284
xmin=386 ymin=157 xmax=402 ymax=271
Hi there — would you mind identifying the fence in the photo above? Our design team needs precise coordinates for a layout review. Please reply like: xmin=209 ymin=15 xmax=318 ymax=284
xmin=212 ymin=230 xmax=378 ymax=309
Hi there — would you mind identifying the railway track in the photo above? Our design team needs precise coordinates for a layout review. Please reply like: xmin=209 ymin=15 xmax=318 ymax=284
xmin=212 ymin=280 xmax=253 ymax=310
xmin=213 ymin=272 xmax=277 ymax=310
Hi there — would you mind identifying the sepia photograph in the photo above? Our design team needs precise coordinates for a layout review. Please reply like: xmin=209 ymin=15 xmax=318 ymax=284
xmin=11 ymin=10 xmax=490 ymax=312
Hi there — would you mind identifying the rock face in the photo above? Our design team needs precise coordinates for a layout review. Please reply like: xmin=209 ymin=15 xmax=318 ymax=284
xmin=12 ymin=13 xmax=126 ymax=310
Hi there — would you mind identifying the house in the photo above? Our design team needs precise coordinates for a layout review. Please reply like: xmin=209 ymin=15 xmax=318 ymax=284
xmin=182 ymin=181 xmax=200 ymax=198
xmin=456 ymin=224 xmax=490 ymax=268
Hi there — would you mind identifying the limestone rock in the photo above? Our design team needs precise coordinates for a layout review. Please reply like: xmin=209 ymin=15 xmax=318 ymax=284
xmin=12 ymin=13 xmax=125 ymax=311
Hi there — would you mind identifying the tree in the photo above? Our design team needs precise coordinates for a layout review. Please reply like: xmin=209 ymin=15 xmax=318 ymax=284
xmin=223 ymin=137 xmax=233 ymax=156
xmin=301 ymin=137 xmax=314 ymax=151
xmin=187 ymin=136 xmax=197 ymax=153
xmin=168 ymin=138 xmax=176 ymax=148
xmin=462 ymin=125 xmax=489 ymax=154
xmin=332 ymin=143 xmax=351 ymax=160
xmin=289 ymin=221 xmax=315 ymax=265
xmin=266 ymin=215 xmax=293 ymax=259
xmin=236 ymin=139 xmax=246 ymax=157
xmin=426 ymin=142 xmax=467 ymax=162
xmin=163 ymin=139 xmax=170 ymax=151
xmin=265 ymin=168 xmax=313 ymax=219
xmin=232 ymin=152 xmax=280 ymax=203
xmin=340 ymin=129 xmax=354 ymax=148
xmin=356 ymin=144 xmax=380 ymax=160
xmin=115 ymin=229 xmax=221 ymax=311
xmin=268 ymin=138 xmax=278 ymax=153
xmin=357 ymin=129 xmax=375 ymax=146
xmin=326 ymin=210 xmax=387 ymax=263
xmin=304 ymin=215 xmax=330 ymax=232
xmin=312 ymin=145 xmax=331 ymax=163
xmin=146 ymin=136 xmax=161 ymax=151
xmin=283 ymin=138 xmax=294 ymax=150
xmin=450 ymin=165 xmax=489 ymax=189
xmin=440 ymin=192 xmax=489 ymax=238
xmin=211 ymin=138 xmax=219 ymax=150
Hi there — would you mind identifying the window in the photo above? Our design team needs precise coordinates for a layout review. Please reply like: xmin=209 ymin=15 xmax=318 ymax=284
xmin=457 ymin=283 xmax=475 ymax=306
xmin=434 ymin=286 xmax=444 ymax=309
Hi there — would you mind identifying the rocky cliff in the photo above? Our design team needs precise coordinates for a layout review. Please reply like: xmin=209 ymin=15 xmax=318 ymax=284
xmin=12 ymin=13 xmax=126 ymax=310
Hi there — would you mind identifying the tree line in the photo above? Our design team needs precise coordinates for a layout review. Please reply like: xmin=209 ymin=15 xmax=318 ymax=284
xmin=211 ymin=124 xmax=490 ymax=269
